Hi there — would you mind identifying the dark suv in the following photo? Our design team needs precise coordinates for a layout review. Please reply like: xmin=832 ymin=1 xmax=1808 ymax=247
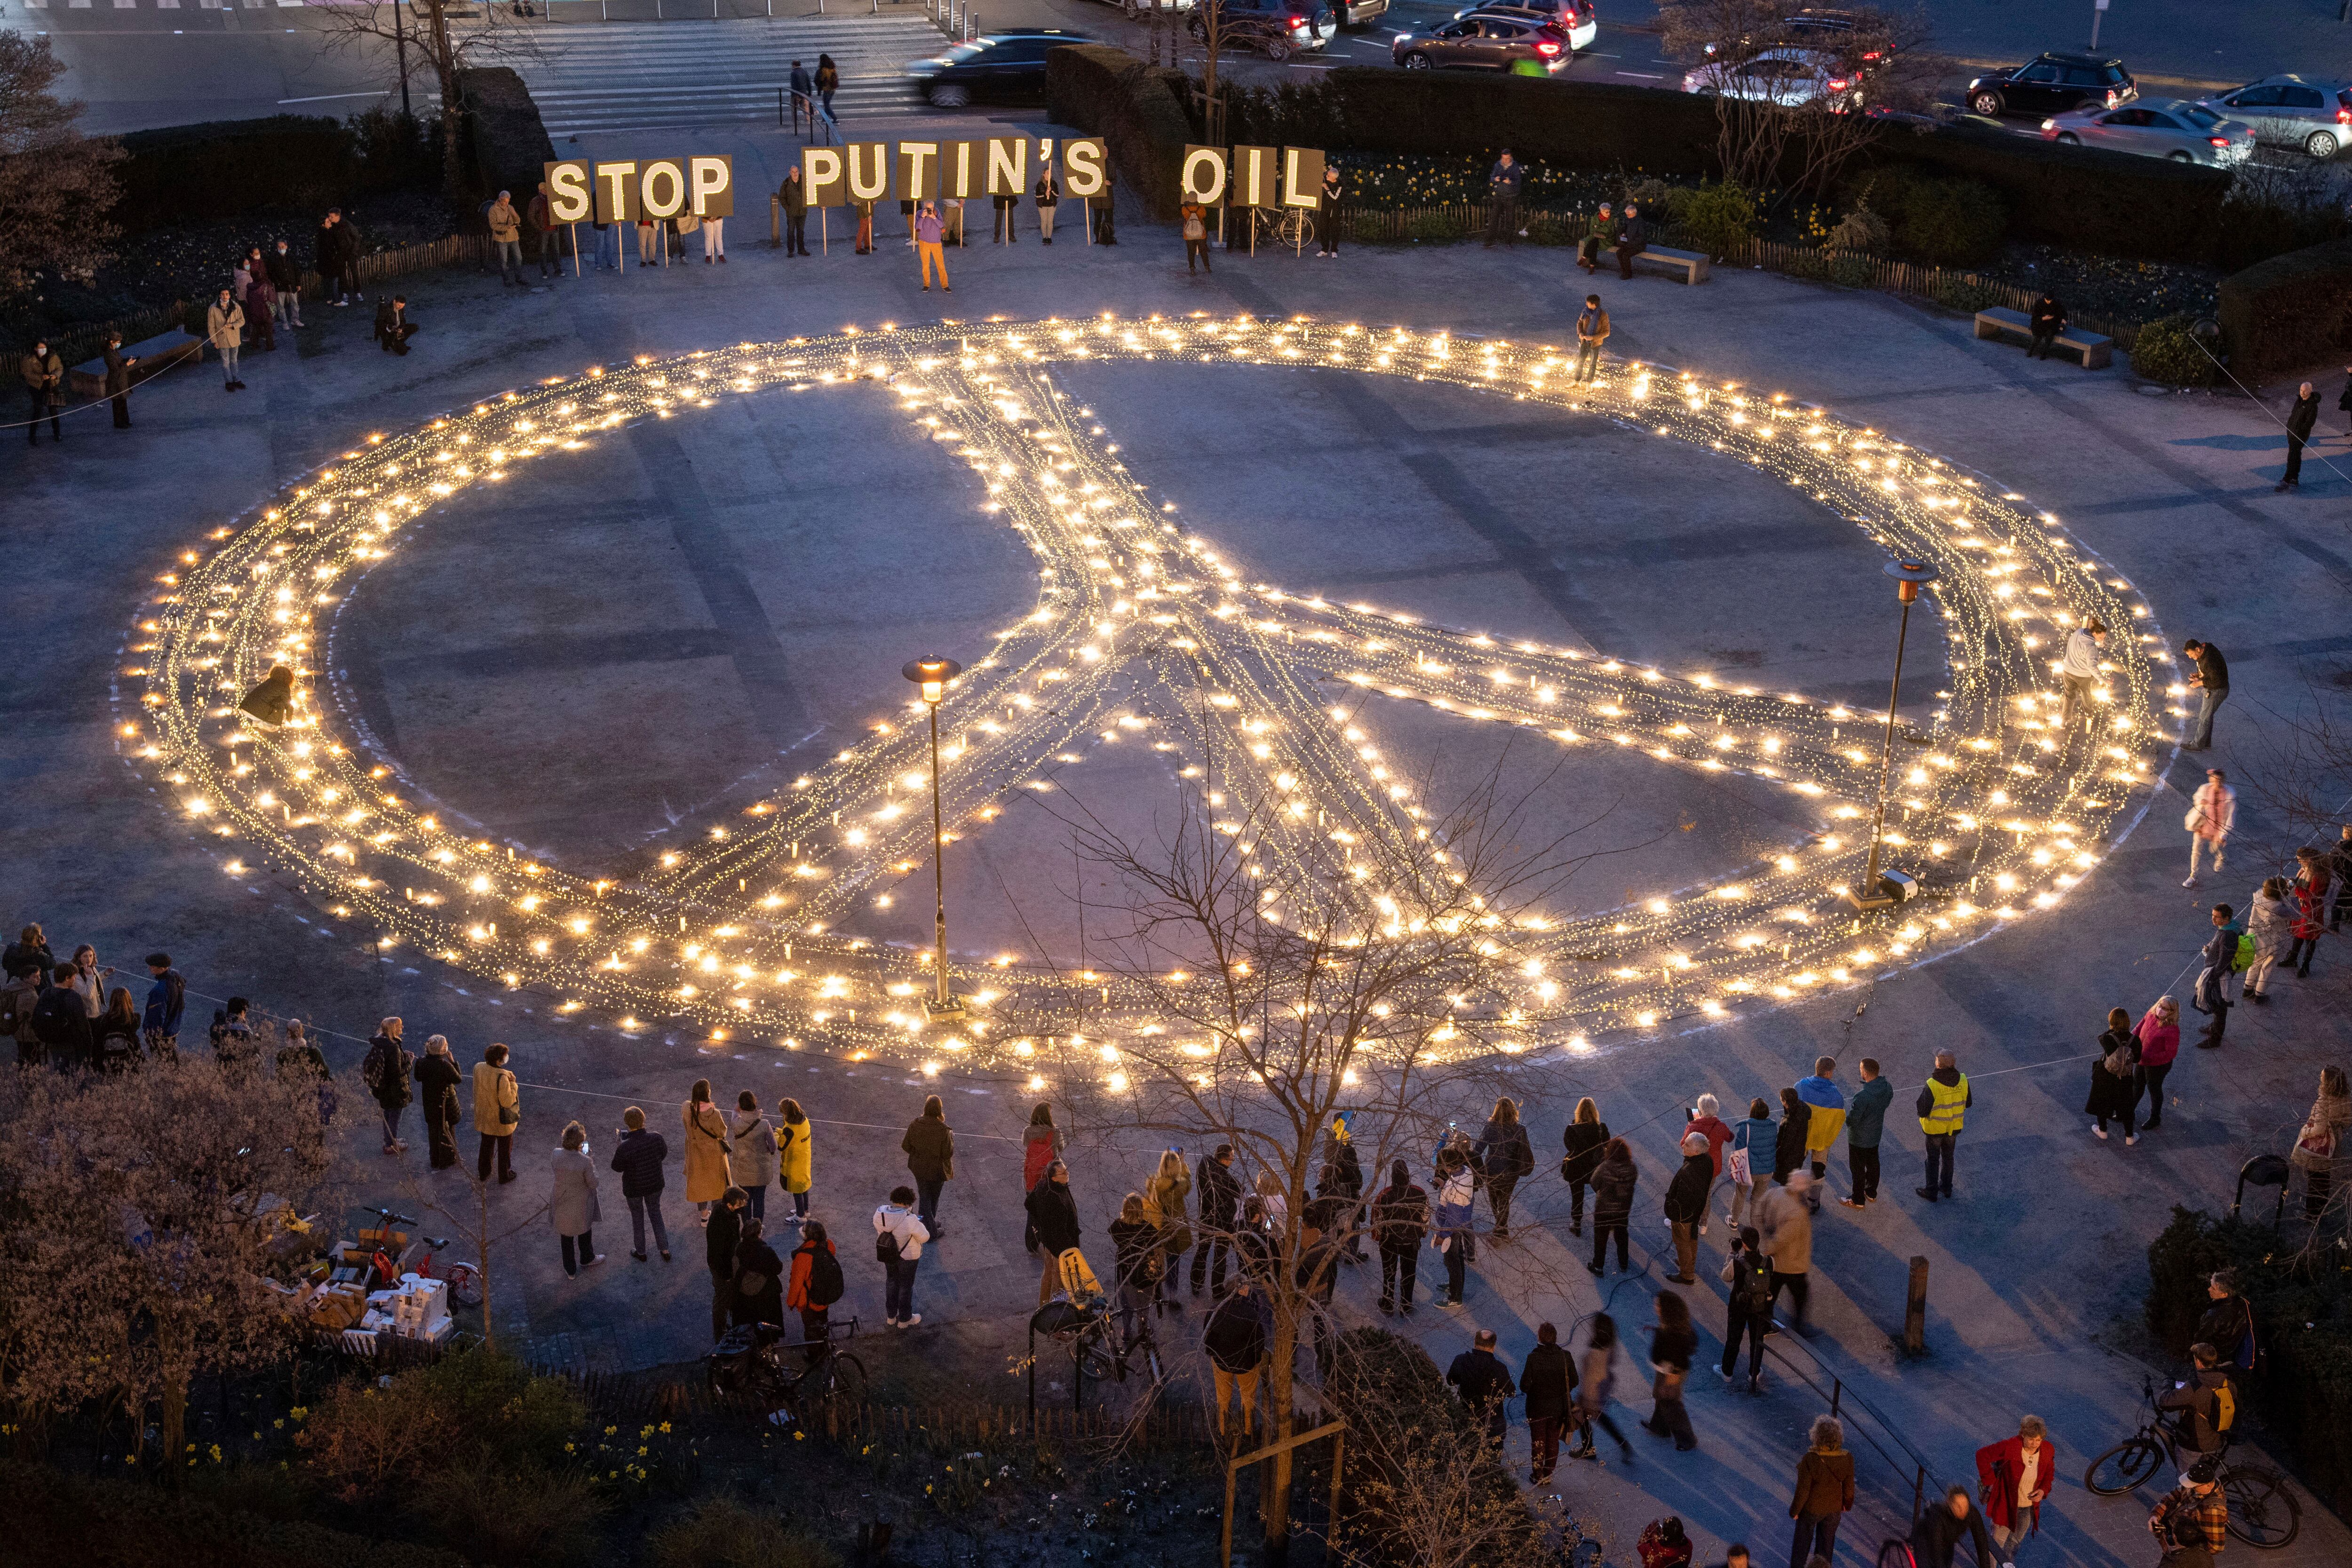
xmin=1189 ymin=0 xmax=1336 ymax=60
xmin=1967 ymin=53 xmax=2136 ymax=119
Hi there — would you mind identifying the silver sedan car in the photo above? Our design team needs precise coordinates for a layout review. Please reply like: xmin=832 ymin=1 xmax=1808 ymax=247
xmin=2197 ymin=75 xmax=2352 ymax=160
xmin=2040 ymin=97 xmax=2255 ymax=166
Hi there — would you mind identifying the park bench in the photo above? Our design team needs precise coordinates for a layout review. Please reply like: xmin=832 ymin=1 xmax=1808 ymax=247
xmin=1632 ymin=246 xmax=1710 ymax=284
xmin=68 ymin=326 xmax=203 ymax=402
xmin=1972 ymin=306 xmax=2112 ymax=370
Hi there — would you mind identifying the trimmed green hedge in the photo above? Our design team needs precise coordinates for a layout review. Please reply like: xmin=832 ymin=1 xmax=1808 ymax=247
xmin=114 ymin=111 xmax=437 ymax=234
xmin=1047 ymin=45 xmax=1194 ymax=222
xmin=2216 ymin=238 xmax=2352 ymax=382
xmin=0 ymin=1460 xmax=472 ymax=1568
xmin=2146 ymin=1207 xmax=2352 ymax=1516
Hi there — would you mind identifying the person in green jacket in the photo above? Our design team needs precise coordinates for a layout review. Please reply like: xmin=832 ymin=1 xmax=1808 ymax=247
xmin=1578 ymin=203 xmax=1619 ymax=274
xmin=1840 ymin=1058 xmax=1893 ymax=1208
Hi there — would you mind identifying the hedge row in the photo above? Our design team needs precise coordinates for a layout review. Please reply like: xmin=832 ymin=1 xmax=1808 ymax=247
xmin=0 ymin=1461 xmax=472 ymax=1568
xmin=2216 ymin=238 xmax=2352 ymax=382
xmin=1047 ymin=45 xmax=1195 ymax=222
xmin=114 ymin=111 xmax=438 ymax=234
xmin=2145 ymin=1207 xmax=2352 ymax=1517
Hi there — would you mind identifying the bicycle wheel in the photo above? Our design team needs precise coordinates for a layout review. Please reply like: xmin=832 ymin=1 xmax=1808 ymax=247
xmin=1075 ymin=1337 xmax=1118 ymax=1386
xmin=1875 ymin=1539 xmax=1916 ymax=1568
xmin=815 ymin=1351 xmax=867 ymax=1412
xmin=2085 ymin=1437 xmax=2167 ymax=1496
xmin=441 ymin=1261 xmax=484 ymax=1309
xmin=2223 ymin=1465 xmax=2301 ymax=1548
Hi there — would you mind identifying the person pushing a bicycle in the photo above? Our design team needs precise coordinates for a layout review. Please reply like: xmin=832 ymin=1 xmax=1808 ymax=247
xmin=2156 ymin=1344 xmax=2234 ymax=1457
xmin=1908 ymin=1484 xmax=2001 ymax=1568
xmin=2150 ymin=1457 xmax=2228 ymax=1568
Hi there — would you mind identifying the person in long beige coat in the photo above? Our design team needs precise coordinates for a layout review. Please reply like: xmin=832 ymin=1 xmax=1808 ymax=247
xmin=728 ymin=1090 xmax=779 ymax=1224
xmin=682 ymin=1078 xmax=733 ymax=1221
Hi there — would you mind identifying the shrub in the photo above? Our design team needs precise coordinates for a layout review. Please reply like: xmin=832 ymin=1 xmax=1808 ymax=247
xmin=0 ymin=1460 xmax=468 ymax=1568
xmin=1407 ymin=210 xmax=1465 ymax=242
xmin=301 ymin=1348 xmax=588 ymax=1501
xmin=2130 ymin=316 xmax=2216 ymax=386
xmin=652 ymin=1496 xmax=844 ymax=1568
xmin=1933 ymin=278 xmax=2000 ymax=312
xmin=1828 ymin=204 xmax=1889 ymax=253
xmin=1625 ymin=175 xmax=1675 ymax=209
xmin=1046 ymin=46 xmax=1193 ymax=220
xmin=1857 ymin=169 xmax=2005 ymax=264
xmin=2216 ymin=237 xmax=2352 ymax=382
xmin=1865 ymin=122 xmax=2227 ymax=261
xmin=419 ymin=1469 xmax=606 ymax=1568
xmin=1780 ymin=249 xmax=1834 ymax=282
xmin=112 ymin=111 xmax=440 ymax=234
xmin=1830 ymin=253 xmax=1879 ymax=289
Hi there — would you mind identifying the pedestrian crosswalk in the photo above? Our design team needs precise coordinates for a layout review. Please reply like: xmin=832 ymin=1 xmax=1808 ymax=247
xmin=517 ymin=16 xmax=946 ymax=138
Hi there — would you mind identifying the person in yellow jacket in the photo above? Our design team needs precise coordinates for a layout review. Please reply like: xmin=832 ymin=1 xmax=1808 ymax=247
xmin=1915 ymin=1051 xmax=1971 ymax=1204
xmin=776 ymin=1097 xmax=813 ymax=1226
xmin=472 ymin=1042 xmax=520 ymax=1182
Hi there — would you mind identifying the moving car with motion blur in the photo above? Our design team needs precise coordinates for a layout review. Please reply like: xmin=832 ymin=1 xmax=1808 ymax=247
xmin=2040 ymin=97 xmax=2256 ymax=166
xmin=1449 ymin=0 xmax=1597 ymax=52
xmin=1393 ymin=13 xmax=1575 ymax=72
xmin=1966 ymin=52 xmax=2136 ymax=119
xmin=2195 ymin=75 xmax=2352 ymax=159
xmin=1190 ymin=0 xmax=1337 ymax=60
xmin=906 ymin=29 xmax=1097 ymax=106
xmin=1682 ymin=47 xmax=1860 ymax=109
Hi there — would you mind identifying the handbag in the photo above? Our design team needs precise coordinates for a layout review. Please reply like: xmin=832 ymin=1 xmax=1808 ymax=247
xmin=2296 ymin=1117 xmax=2338 ymax=1162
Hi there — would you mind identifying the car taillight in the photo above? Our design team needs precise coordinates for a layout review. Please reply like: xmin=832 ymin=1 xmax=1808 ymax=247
xmin=2339 ymin=107 xmax=2350 ymax=124
xmin=1536 ymin=40 xmax=1561 ymax=53
xmin=1826 ymin=77 xmax=1849 ymax=90
xmin=2105 ymin=89 xmax=2119 ymax=106
xmin=2208 ymin=136 xmax=2229 ymax=147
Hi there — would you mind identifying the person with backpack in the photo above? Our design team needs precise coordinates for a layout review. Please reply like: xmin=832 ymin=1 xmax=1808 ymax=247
xmin=1974 ymin=1414 xmax=2054 ymax=1566
xmin=729 ymin=1091 xmax=778 ymax=1223
xmin=1719 ymin=1225 xmax=1775 ymax=1393
xmin=1026 ymin=1158 xmax=1084 ymax=1305
xmin=1371 ymin=1158 xmax=1430 ymax=1314
xmin=1663 ymin=1131 xmax=1713 ymax=1285
xmin=1587 ymin=1137 xmax=1639 ymax=1277
xmin=786 ymin=1218 xmax=843 ymax=1361
xmin=416 ymin=1034 xmax=465 ymax=1170
xmin=1 ymin=964 xmax=42 ymax=1066
xmin=707 ymin=1186 xmax=748 ymax=1338
xmin=2084 ymin=1006 xmax=2143 ymax=1144
xmin=2190 ymin=903 xmax=2244 ymax=1050
xmin=733 ymin=1217 xmax=784 ymax=1325
xmin=1181 ymin=200 xmax=1211 ymax=274
xmin=1524 ymin=1320 xmax=1579 ymax=1484
xmin=93 ymin=987 xmax=143 ymax=1071
xmin=777 ymin=1097 xmax=813 ymax=1224
xmin=363 ymin=1018 xmax=414 ymax=1154
xmin=874 ymin=1183 xmax=932 ymax=1328
xmin=32 ymin=965 xmax=93 ymax=1067
xmin=1474 ymin=1097 xmax=1536 ymax=1239
xmin=2156 ymin=1344 xmax=2234 ymax=1456
xmin=474 ymin=1043 xmax=520 ymax=1182
xmin=142 ymin=953 xmax=185 ymax=1060
xmin=550 ymin=1121 xmax=604 ymax=1275
xmin=903 ymin=1094 xmax=955 ymax=1239
xmin=610 ymin=1105 xmax=671 ymax=1262
xmin=683 ymin=1079 xmax=732 ymax=1223
xmin=1022 ymin=1103 xmax=1064 ymax=1254
xmin=2149 ymin=1458 xmax=2227 ymax=1568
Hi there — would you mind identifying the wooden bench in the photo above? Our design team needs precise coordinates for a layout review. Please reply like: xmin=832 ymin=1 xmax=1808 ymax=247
xmin=1633 ymin=246 xmax=1709 ymax=284
xmin=69 ymin=327 xmax=204 ymax=401
xmin=1973 ymin=306 xmax=2112 ymax=370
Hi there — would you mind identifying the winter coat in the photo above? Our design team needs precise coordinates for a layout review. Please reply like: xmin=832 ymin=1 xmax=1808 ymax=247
xmin=1446 ymin=1348 xmax=1517 ymax=1436
xmin=1756 ymin=1182 xmax=1812 ymax=1274
xmin=1110 ymin=1216 xmax=1159 ymax=1289
xmin=1576 ymin=1342 xmax=1615 ymax=1410
xmin=266 ymin=248 xmax=302 ymax=292
xmin=2085 ymin=1027 xmax=2141 ymax=1118
xmin=1197 ymin=1153 xmax=1242 ymax=1226
xmin=2189 ymin=780 xmax=2234 ymax=841
xmin=1561 ymin=1119 xmax=1610 ymax=1183
xmin=609 ymin=1128 xmax=667 ymax=1198
xmin=1792 ymin=1446 xmax=1856 ymax=1517
xmin=1686 ymin=1113 xmax=1732 ymax=1175
xmin=103 ymin=343 xmax=134 ymax=396
xmin=487 ymin=199 xmax=522 ymax=244
xmin=1772 ymin=1103 xmax=1811 ymax=1180
xmin=735 ymin=1238 xmax=785 ymax=1323
xmin=681 ymin=1098 xmax=732 ymax=1202
xmin=1846 ymin=1077 xmax=1893 ymax=1149
xmin=1144 ymin=1167 xmax=1192 ymax=1241
xmin=1486 ymin=159 xmax=1524 ymax=199
xmin=1 ymin=939 xmax=54 ymax=981
xmin=549 ymin=1146 xmax=601 ymax=1235
xmin=706 ymin=1202 xmax=744 ymax=1274
xmin=1371 ymin=1180 xmax=1429 ymax=1253
xmin=777 ymin=1114 xmax=813 ymax=1193
xmin=1732 ymin=1114 xmax=1775 ymax=1177
xmin=1974 ymin=1434 xmax=2054 ymax=1535
xmin=2248 ymin=890 xmax=2291 ymax=958
xmin=728 ymin=1109 xmax=779 ymax=1189
xmin=2290 ymin=1088 xmax=2351 ymax=1173
xmin=2136 ymin=1008 xmax=2181 ymax=1068
xmin=1590 ymin=1148 xmax=1638 ymax=1226
xmin=206 ymin=299 xmax=245 ymax=351
xmin=473 ymin=1059 xmax=519 ymax=1133
xmin=417 ymin=1052 xmax=464 ymax=1126
xmin=1026 ymin=1179 xmax=1083 ymax=1256
xmin=874 ymin=1201 xmax=931 ymax=1262
xmin=1475 ymin=1117 xmax=1535 ymax=1181
xmin=785 ymin=1235 xmax=837 ymax=1312
xmin=1023 ymin=1123 xmax=1064 ymax=1191
xmin=902 ymin=1112 xmax=954 ymax=1181
xmin=1205 ymin=1292 xmax=1267 ymax=1372
xmin=1434 ymin=1165 xmax=1477 ymax=1237
xmin=1662 ymin=1151 xmax=1713 ymax=1225
xmin=1521 ymin=1340 xmax=1577 ymax=1420
xmin=2288 ymin=390 xmax=2320 ymax=441
xmin=365 ymin=1033 xmax=413 ymax=1110
xmin=20 ymin=351 xmax=63 ymax=406
xmin=2290 ymin=876 xmax=2327 ymax=942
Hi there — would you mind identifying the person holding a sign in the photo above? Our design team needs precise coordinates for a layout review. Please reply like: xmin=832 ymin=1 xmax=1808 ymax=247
xmin=781 ymin=167 xmax=810 ymax=257
xmin=1033 ymin=162 xmax=1060 ymax=244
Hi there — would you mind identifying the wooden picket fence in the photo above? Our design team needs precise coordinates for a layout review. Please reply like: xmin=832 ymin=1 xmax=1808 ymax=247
xmin=1335 ymin=204 xmax=2143 ymax=350
xmin=44 ymin=232 xmax=498 ymax=374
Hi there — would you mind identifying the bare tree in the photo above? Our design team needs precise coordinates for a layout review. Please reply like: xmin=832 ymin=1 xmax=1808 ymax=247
xmin=400 ymin=1161 xmax=546 ymax=1354
xmin=0 ymin=33 xmax=123 ymax=293
xmin=1659 ymin=0 xmax=1946 ymax=198
xmin=1034 ymin=740 xmax=1621 ymax=1556
xmin=310 ymin=0 xmax=543 ymax=201
xmin=0 ymin=1055 xmax=336 ymax=1472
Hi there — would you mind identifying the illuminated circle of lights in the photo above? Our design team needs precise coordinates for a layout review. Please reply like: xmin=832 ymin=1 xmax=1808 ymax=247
xmin=130 ymin=315 xmax=2173 ymax=1075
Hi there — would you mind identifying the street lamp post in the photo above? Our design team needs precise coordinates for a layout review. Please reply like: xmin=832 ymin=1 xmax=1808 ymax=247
xmin=903 ymin=657 xmax=966 ymax=1022
xmin=1845 ymin=558 xmax=1939 ymax=912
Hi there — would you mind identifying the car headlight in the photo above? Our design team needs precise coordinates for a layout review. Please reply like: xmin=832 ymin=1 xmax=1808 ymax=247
xmin=2040 ymin=119 xmax=2054 ymax=130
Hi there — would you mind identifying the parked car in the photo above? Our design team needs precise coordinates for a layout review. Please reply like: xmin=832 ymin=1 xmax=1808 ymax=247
xmin=1098 ymin=0 xmax=1194 ymax=17
xmin=906 ymin=30 xmax=1097 ymax=105
xmin=1703 ymin=8 xmax=1887 ymax=67
xmin=1966 ymin=52 xmax=2135 ymax=119
xmin=2196 ymin=74 xmax=2352 ymax=159
xmin=1393 ymin=13 xmax=1573 ymax=72
xmin=1450 ymin=0 xmax=1596 ymax=51
xmin=2041 ymin=98 xmax=2255 ymax=166
xmin=1328 ymin=0 xmax=1388 ymax=29
xmin=1189 ymin=0 xmax=1336 ymax=60
xmin=1682 ymin=47 xmax=1860 ymax=109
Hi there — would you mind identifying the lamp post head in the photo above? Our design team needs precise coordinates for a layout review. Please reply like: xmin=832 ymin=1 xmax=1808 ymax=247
xmin=1884 ymin=558 xmax=1939 ymax=605
xmin=902 ymin=656 xmax=963 ymax=706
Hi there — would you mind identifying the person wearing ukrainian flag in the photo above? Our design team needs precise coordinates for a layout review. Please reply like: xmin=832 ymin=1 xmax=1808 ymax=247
xmin=1795 ymin=1058 xmax=1847 ymax=1205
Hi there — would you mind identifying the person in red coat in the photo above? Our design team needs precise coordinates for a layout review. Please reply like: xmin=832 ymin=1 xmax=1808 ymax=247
xmin=1976 ymin=1414 xmax=2055 ymax=1563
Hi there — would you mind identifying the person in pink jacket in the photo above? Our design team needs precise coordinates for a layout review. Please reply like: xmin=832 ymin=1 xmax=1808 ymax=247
xmin=2135 ymin=996 xmax=2181 ymax=1132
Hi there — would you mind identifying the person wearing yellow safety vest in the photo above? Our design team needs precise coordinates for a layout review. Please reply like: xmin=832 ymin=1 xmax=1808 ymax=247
xmin=1915 ymin=1051 xmax=1971 ymax=1204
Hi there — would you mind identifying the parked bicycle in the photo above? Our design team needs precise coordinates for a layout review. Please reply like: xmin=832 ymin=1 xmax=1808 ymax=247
xmin=706 ymin=1316 xmax=868 ymax=1431
xmin=2083 ymin=1375 xmax=2300 ymax=1547
xmin=358 ymin=1206 xmax=482 ymax=1305
xmin=1033 ymin=1295 xmax=1163 ymax=1396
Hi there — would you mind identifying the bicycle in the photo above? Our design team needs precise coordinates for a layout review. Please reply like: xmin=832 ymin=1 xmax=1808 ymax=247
xmin=707 ymin=1316 xmax=867 ymax=1431
xmin=1036 ymin=1295 xmax=1164 ymax=1395
xmin=358 ymin=1206 xmax=483 ymax=1306
xmin=1235 ymin=206 xmax=1315 ymax=253
xmin=2083 ymin=1375 xmax=2301 ymax=1548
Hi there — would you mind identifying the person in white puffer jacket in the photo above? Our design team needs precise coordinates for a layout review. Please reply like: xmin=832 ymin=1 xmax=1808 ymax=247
xmin=874 ymin=1186 xmax=932 ymax=1328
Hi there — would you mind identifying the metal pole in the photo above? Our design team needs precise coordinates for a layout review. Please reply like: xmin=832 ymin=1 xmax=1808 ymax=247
xmin=928 ymin=703 xmax=952 ymax=1009
xmin=394 ymin=0 xmax=413 ymax=120
xmin=2088 ymin=0 xmax=2102 ymax=49
xmin=1859 ymin=595 xmax=1913 ymax=898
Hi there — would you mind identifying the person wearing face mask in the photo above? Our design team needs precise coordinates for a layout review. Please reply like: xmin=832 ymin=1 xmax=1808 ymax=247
xmin=266 ymin=238 xmax=304 ymax=328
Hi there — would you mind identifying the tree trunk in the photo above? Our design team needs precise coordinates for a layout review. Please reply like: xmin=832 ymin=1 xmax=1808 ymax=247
xmin=423 ymin=0 xmax=468 ymax=202
xmin=161 ymin=1371 xmax=188 ymax=1486
xmin=1263 ymin=1311 xmax=1295 ymax=1558
xmin=477 ymin=1177 xmax=497 ymax=1353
